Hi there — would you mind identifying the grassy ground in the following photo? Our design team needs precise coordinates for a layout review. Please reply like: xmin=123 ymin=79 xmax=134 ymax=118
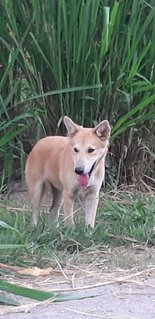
xmin=0 ymin=191 xmax=155 ymax=268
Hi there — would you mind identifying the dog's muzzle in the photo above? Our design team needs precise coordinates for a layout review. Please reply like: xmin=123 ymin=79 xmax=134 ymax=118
xmin=75 ymin=161 xmax=97 ymax=188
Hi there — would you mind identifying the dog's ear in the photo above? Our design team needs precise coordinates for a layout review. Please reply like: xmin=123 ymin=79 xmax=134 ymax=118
xmin=63 ymin=116 xmax=80 ymax=136
xmin=94 ymin=120 xmax=111 ymax=140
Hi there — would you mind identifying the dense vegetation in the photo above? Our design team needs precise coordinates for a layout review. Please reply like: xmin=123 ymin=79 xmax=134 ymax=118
xmin=0 ymin=0 xmax=155 ymax=189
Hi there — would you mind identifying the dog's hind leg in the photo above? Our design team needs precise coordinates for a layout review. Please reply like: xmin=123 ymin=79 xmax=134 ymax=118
xmin=29 ymin=180 xmax=44 ymax=226
xmin=49 ymin=184 xmax=62 ymax=225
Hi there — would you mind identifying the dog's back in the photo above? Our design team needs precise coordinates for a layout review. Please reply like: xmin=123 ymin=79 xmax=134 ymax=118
xmin=26 ymin=136 xmax=68 ymax=189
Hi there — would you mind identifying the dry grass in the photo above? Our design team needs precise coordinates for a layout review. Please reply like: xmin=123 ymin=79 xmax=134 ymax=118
xmin=1 ymin=247 xmax=155 ymax=291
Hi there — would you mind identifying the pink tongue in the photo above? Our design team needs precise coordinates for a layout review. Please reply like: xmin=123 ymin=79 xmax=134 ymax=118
xmin=77 ymin=174 xmax=89 ymax=187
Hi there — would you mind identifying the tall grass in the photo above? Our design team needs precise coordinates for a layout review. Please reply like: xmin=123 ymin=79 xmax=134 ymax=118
xmin=0 ymin=1 xmax=119 ymax=129
xmin=0 ymin=0 xmax=155 ymax=186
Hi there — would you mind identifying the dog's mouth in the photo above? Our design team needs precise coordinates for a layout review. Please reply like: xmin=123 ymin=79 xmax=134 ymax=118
xmin=77 ymin=162 xmax=96 ymax=188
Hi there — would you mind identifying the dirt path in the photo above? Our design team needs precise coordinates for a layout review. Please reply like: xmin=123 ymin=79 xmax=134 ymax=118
xmin=1 ymin=279 xmax=155 ymax=319
xmin=0 ymin=258 xmax=155 ymax=319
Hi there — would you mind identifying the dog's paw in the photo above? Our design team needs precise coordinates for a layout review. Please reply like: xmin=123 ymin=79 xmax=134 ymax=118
xmin=84 ymin=224 xmax=95 ymax=236
xmin=53 ymin=219 xmax=59 ymax=228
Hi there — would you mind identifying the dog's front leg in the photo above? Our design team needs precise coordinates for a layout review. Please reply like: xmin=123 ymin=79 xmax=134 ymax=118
xmin=62 ymin=190 xmax=74 ymax=226
xmin=84 ymin=192 xmax=99 ymax=228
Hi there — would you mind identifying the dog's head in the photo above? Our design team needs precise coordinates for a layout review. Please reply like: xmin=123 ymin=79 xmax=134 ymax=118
xmin=64 ymin=116 xmax=111 ymax=187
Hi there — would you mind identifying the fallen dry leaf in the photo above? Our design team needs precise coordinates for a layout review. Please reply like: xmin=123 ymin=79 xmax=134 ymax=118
xmin=18 ymin=267 xmax=53 ymax=277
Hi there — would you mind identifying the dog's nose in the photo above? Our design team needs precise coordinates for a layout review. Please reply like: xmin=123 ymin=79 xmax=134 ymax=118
xmin=75 ymin=167 xmax=84 ymax=175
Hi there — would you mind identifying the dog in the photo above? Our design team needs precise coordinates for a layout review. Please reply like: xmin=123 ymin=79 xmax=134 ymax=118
xmin=25 ymin=116 xmax=111 ymax=228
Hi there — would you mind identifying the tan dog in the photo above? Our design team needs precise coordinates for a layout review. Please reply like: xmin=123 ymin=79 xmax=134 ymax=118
xmin=25 ymin=116 xmax=111 ymax=228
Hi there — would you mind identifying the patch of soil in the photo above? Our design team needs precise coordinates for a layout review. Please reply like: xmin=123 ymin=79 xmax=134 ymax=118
xmin=0 ymin=248 xmax=155 ymax=319
xmin=1 ymin=276 xmax=155 ymax=318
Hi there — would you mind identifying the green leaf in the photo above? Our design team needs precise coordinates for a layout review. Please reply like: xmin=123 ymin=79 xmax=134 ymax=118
xmin=15 ymin=84 xmax=102 ymax=106
xmin=0 ymin=220 xmax=28 ymax=252
xmin=0 ymin=295 xmax=20 ymax=306
xmin=0 ymin=125 xmax=29 ymax=147
xmin=0 ymin=279 xmax=90 ymax=303
xmin=0 ymin=279 xmax=56 ymax=301
xmin=112 ymin=94 xmax=155 ymax=134
xmin=0 ymin=220 xmax=18 ymax=231
xmin=0 ymin=244 xmax=26 ymax=250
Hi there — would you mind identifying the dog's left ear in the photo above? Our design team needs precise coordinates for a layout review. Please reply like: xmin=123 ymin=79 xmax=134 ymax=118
xmin=64 ymin=116 xmax=80 ymax=136
xmin=94 ymin=120 xmax=111 ymax=140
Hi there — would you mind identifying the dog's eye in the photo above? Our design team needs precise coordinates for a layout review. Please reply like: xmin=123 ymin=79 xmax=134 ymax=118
xmin=73 ymin=147 xmax=79 ymax=153
xmin=88 ymin=148 xmax=95 ymax=153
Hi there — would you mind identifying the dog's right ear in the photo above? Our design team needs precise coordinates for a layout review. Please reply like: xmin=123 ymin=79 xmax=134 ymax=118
xmin=63 ymin=116 xmax=80 ymax=136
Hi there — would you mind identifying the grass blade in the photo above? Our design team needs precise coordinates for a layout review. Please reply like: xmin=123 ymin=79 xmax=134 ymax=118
xmin=0 ymin=279 xmax=89 ymax=302
xmin=0 ymin=295 xmax=20 ymax=306
xmin=15 ymin=84 xmax=102 ymax=106
xmin=0 ymin=244 xmax=26 ymax=250
xmin=0 ymin=279 xmax=56 ymax=301
xmin=112 ymin=94 xmax=155 ymax=134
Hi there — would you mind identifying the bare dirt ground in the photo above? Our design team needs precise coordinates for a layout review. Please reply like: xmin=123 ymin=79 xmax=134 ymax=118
xmin=0 ymin=189 xmax=155 ymax=319
xmin=0 ymin=259 xmax=155 ymax=319
xmin=1 ymin=284 xmax=155 ymax=319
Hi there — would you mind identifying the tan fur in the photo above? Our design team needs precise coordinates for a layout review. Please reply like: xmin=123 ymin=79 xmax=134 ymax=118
xmin=25 ymin=116 xmax=111 ymax=227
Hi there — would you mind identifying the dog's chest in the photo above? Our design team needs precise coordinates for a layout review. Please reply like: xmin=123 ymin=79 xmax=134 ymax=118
xmin=74 ymin=185 xmax=94 ymax=198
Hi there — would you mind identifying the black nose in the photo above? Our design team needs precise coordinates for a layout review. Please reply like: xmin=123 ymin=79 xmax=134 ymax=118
xmin=75 ymin=167 xmax=84 ymax=175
